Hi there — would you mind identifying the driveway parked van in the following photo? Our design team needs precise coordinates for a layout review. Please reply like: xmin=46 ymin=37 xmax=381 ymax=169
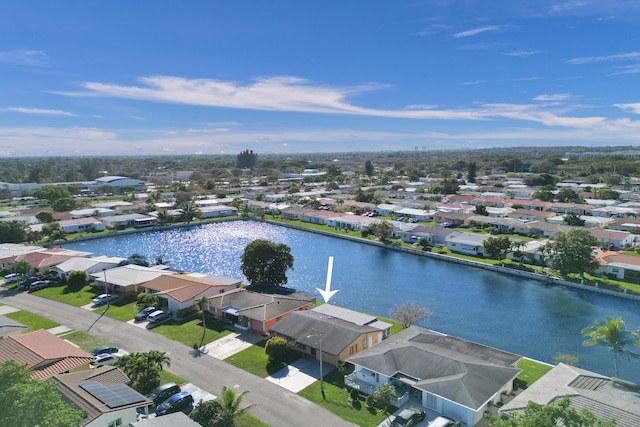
xmin=147 ymin=310 xmax=172 ymax=323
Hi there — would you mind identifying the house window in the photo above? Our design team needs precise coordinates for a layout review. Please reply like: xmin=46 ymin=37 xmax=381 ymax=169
xmin=108 ymin=419 xmax=122 ymax=427
xmin=612 ymin=268 xmax=619 ymax=273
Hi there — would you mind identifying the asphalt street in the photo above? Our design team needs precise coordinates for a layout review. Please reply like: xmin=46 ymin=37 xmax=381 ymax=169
xmin=0 ymin=289 xmax=357 ymax=427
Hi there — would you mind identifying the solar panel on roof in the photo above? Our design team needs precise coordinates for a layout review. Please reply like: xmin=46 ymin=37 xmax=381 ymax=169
xmin=80 ymin=381 xmax=146 ymax=409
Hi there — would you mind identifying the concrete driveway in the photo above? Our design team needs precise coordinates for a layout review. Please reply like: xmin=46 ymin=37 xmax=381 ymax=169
xmin=204 ymin=329 xmax=263 ymax=360
xmin=266 ymin=356 xmax=335 ymax=393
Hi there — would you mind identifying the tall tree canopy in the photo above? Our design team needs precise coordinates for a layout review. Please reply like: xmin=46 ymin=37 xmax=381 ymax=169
xmin=543 ymin=229 xmax=598 ymax=277
xmin=0 ymin=360 xmax=84 ymax=427
xmin=114 ymin=350 xmax=170 ymax=393
xmin=237 ymin=149 xmax=258 ymax=169
xmin=0 ymin=220 xmax=29 ymax=243
xmin=241 ymin=239 xmax=294 ymax=287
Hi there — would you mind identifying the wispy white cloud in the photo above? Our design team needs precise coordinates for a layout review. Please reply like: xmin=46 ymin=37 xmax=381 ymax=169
xmin=503 ymin=49 xmax=542 ymax=57
xmin=567 ymin=51 xmax=640 ymax=64
xmin=610 ymin=64 xmax=640 ymax=75
xmin=452 ymin=25 xmax=507 ymax=38
xmin=549 ymin=1 xmax=587 ymax=14
xmin=4 ymin=107 xmax=75 ymax=117
xmin=614 ymin=103 xmax=640 ymax=114
xmin=533 ymin=93 xmax=572 ymax=101
xmin=55 ymin=75 xmax=610 ymax=130
xmin=0 ymin=50 xmax=49 ymax=66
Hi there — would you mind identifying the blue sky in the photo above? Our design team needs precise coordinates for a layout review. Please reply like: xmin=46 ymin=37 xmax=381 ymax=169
xmin=2 ymin=1 xmax=640 ymax=157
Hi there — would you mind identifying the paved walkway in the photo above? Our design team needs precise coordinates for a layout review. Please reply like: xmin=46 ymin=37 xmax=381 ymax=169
xmin=0 ymin=305 xmax=20 ymax=315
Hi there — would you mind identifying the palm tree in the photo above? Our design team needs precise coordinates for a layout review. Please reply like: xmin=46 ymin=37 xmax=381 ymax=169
xmin=48 ymin=228 xmax=68 ymax=247
xmin=220 ymin=386 xmax=254 ymax=420
xmin=582 ymin=317 xmax=640 ymax=377
xmin=179 ymin=200 xmax=201 ymax=223
xmin=194 ymin=296 xmax=209 ymax=348
xmin=25 ymin=230 xmax=42 ymax=245
xmin=156 ymin=209 xmax=170 ymax=225
xmin=373 ymin=383 xmax=397 ymax=421
xmin=145 ymin=350 xmax=171 ymax=372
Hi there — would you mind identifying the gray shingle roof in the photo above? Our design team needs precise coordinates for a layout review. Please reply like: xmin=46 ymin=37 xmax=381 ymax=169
xmin=347 ymin=326 xmax=521 ymax=411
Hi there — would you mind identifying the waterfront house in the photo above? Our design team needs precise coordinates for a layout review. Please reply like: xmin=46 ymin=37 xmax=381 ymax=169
xmin=0 ymin=247 xmax=92 ymax=274
xmin=596 ymin=251 xmax=640 ymax=283
xmin=199 ymin=205 xmax=239 ymax=218
xmin=499 ymin=363 xmax=640 ymax=427
xmin=99 ymin=213 xmax=157 ymax=229
xmin=89 ymin=264 xmax=176 ymax=297
xmin=206 ymin=288 xmax=315 ymax=333
xmin=270 ymin=304 xmax=391 ymax=366
xmin=50 ymin=255 xmax=125 ymax=281
xmin=398 ymin=225 xmax=459 ymax=245
xmin=52 ymin=366 xmax=151 ymax=427
xmin=142 ymin=274 xmax=241 ymax=313
xmin=0 ymin=329 xmax=95 ymax=379
xmin=345 ymin=326 xmax=521 ymax=427
xmin=445 ymin=232 xmax=491 ymax=256
xmin=59 ymin=217 xmax=107 ymax=234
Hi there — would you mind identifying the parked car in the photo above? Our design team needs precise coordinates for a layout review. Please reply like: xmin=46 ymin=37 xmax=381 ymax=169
xmin=155 ymin=391 xmax=194 ymax=416
xmin=148 ymin=382 xmax=182 ymax=406
xmin=147 ymin=310 xmax=172 ymax=323
xmin=134 ymin=306 xmax=156 ymax=322
xmin=3 ymin=273 xmax=19 ymax=283
xmin=92 ymin=293 xmax=118 ymax=305
xmin=90 ymin=345 xmax=119 ymax=356
xmin=92 ymin=353 xmax=118 ymax=367
xmin=427 ymin=415 xmax=459 ymax=427
xmin=392 ymin=407 xmax=427 ymax=427
xmin=17 ymin=276 xmax=38 ymax=291
xmin=29 ymin=280 xmax=50 ymax=291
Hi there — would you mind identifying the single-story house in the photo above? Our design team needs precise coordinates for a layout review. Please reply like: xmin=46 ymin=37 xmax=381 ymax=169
xmin=398 ymin=225 xmax=459 ymax=245
xmin=89 ymin=264 xmax=176 ymax=297
xmin=607 ymin=218 xmax=640 ymax=232
xmin=511 ymin=221 xmax=576 ymax=238
xmin=69 ymin=208 xmax=116 ymax=218
xmin=52 ymin=366 xmax=152 ymax=427
xmin=206 ymin=288 xmax=315 ymax=333
xmin=199 ymin=205 xmax=238 ymax=218
xmin=546 ymin=214 xmax=613 ymax=229
xmin=499 ymin=363 xmax=640 ymax=427
xmin=269 ymin=305 xmax=391 ymax=366
xmin=49 ymin=255 xmax=125 ymax=280
xmin=508 ymin=209 xmax=557 ymax=222
xmin=588 ymin=228 xmax=635 ymax=250
xmin=99 ymin=213 xmax=157 ymax=229
xmin=299 ymin=210 xmax=337 ymax=225
xmin=465 ymin=216 xmax=523 ymax=233
xmin=0 ymin=329 xmax=95 ymax=379
xmin=58 ymin=217 xmax=106 ymax=234
xmin=327 ymin=214 xmax=379 ymax=231
xmin=596 ymin=251 xmax=640 ymax=283
xmin=281 ymin=207 xmax=307 ymax=220
xmin=394 ymin=208 xmax=434 ymax=222
xmin=141 ymin=274 xmax=241 ymax=313
xmin=373 ymin=204 xmax=403 ymax=216
xmin=549 ymin=202 xmax=593 ymax=216
xmin=0 ymin=248 xmax=92 ymax=273
xmin=346 ymin=326 xmax=521 ymax=427
xmin=432 ymin=212 xmax=473 ymax=226
xmin=445 ymin=232 xmax=492 ymax=256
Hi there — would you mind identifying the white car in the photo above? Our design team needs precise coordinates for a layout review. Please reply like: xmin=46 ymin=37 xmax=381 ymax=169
xmin=428 ymin=416 xmax=459 ymax=427
xmin=92 ymin=353 xmax=118 ymax=367
xmin=92 ymin=293 xmax=118 ymax=305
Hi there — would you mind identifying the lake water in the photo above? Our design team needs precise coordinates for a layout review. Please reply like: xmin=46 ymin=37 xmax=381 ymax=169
xmin=64 ymin=221 xmax=640 ymax=383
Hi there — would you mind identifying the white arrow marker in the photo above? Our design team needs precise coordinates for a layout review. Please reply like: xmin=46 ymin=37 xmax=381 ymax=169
xmin=317 ymin=256 xmax=339 ymax=303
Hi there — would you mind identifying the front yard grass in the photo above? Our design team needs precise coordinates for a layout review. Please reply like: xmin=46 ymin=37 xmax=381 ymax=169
xmin=61 ymin=330 xmax=111 ymax=351
xmin=100 ymin=296 xmax=138 ymax=321
xmin=298 ymin=367 xmax=391 ymax=427
xmin=32 ymin=284 xmax=99 ymax=307
xmin=158 ymin=369 xmax=186 ymax=386
xmin=225 ymin=340 xmax=301 ymax=378
xmin=236 ymin=413 xmax=271 ymax=427
xmin=5 ymin=310 xmax=59 ymax=332
xmin=516 ymin=358 xmax=553 ymax=389
xmin=150 ymin=316 xmax=232 ymax=348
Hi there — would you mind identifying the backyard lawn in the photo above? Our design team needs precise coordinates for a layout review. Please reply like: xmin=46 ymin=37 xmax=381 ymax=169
xmin=516 ymin=358 xmax=553 ymax=389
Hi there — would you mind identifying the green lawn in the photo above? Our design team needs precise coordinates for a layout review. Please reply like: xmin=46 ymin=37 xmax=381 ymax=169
xmin=101 ymin=296 xmax=139 ymax=321
xmin=61 ymin=330 xmax=111 ymax=351
xmin=236 ymin=412 xmax=271 ymax=427
xmin=158 ymin=369 xmax=186 ymax=386
xmin=225 ymin=340 xmax=301 ymax=378
xmin=150 ymin=315 xmax=232 ymax=348
xmin=32 ymin=284 xmax=100 ymax=307
xmin=5 ymin=310 xmax=59 ymax=332
xmin=516 ymin=358 xmax=553 ymax=389
xmin=298 ymin=367 xmax=391 ymax=427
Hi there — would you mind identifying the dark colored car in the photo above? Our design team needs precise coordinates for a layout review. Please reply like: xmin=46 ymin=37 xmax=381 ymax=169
xmin=392 ymin=407 xmax=427 ymax=427
xmin=90 ymin=345 xmax=119 ymax=356
xmin=155 ymin=391 xmax=194 ymax=416
xmin=148 ymin=382 xmax=181 ymax=406
xmin=134 ymin=306 xmax=156 ymax=322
